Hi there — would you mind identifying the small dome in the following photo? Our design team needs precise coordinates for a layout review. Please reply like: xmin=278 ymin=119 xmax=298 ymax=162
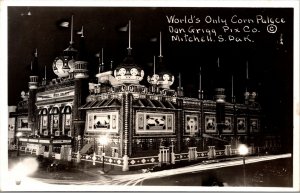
xmin=114 ymin=55 xmax=144 ymax=84
xmin=147 ymin=74 xmax=159 ymax=85
xmin=156 ymin=71 xmax=174 ymax=89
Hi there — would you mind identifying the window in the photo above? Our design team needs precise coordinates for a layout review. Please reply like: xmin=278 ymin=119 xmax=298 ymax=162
xmin=50 ymin=106 xmax=60 ymax=134
xmin=39 ymin=108 xmax=48 ymax=135
xmin=61 ymin=105 xmax=72 ymax=135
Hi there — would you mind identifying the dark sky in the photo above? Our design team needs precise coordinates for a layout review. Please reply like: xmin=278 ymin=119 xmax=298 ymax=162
xmin=7 ymin=7 xmax=293 ymax=146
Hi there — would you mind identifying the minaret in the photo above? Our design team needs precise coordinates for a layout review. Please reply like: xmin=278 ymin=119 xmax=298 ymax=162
xmin=28 ymin=48 xmax=39 ymax=135
xmin=214 ymin=57 xmax=226 ymax=135
xmin=73 ymin=25 xmax=89 ymax=152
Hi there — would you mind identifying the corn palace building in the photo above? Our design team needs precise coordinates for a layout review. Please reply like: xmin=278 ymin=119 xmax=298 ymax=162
xmin=9 ymin=19 xmax=265 ymax=172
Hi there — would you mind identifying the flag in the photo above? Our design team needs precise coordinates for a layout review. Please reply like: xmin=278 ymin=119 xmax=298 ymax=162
xmin=118 ymin=24 xmax=128 ymax=32
xmin=56 ymin=18 xmax=70 ymax=29
xmin=150 ymin=37 xmax=158 ymax=42
xmin=95 ymin=52 xmax=100 ymax=57
xmin=76 ymin=26 xmax=84 ymax=37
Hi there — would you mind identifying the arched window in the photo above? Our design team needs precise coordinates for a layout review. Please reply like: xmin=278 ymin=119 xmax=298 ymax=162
xmin=61 ymin=105 xmax=72 ymax=136
xmin=39 ymin=108 xmax=48 ymax=135
xmin=50 ymin=106 xmax=60 ymax=135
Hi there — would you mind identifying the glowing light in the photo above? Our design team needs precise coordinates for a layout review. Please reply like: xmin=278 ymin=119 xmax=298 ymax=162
xmin=99 ymin=135 xmax=109 ymax=145
xmin=16 ymin=132 xmax=22 ymax=137
xmin=11 ymin=158 xmax=39 ymax=185
xmin=238 ymin=144 xmax=249 ymax=156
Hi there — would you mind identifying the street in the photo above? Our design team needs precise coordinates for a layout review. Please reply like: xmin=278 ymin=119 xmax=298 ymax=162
xmin=4 ymin=153 xmax=292 ymax=190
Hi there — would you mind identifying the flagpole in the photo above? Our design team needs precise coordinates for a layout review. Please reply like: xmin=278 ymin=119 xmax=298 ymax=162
xmin=232 ymin=75 xmax=234 ymax=102
xmin=81 ymin=25 xmax=84 ymax=38
xmin=70 ymin=15 xmax=74 ymax=45
xmin=199 ymin=66 xmax=202 ymax=99
xmin=246 ymin=61 xmax=248 ymax=80
xmin=101 ymin=48 xmax=104 ymax=65
xmin=45 ymin=65 xmax=47 ymax=80
xmin=153 ymin=56 xmax=156 ymax=75
xmin=178 ymin=73 xmax=182 ymax=88
xmin=159 ymin=32 xmax=162 ymax=57
xmin=128 ymin=20 xmax=131 ymax=49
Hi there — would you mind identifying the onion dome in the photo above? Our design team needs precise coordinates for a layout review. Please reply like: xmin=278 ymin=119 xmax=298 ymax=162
xmin=114 ymin=49 xmax=144 ymax=84
xmin=113 ymin=20 xmax=144 ymax=85
xmin=52 ymin=15 xmax=78 ymax=78
xmin=156 ymin=69 xmax=174 ymax=89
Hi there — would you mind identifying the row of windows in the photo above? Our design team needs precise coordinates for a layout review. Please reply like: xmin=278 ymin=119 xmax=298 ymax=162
xmin=38 ymin=106 xmax=72 ymax=136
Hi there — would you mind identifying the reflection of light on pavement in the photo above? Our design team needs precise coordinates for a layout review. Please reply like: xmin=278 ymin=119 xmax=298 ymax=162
xmin=109 ymin=153 xmax=292 ymax=186
xmin=1 ymin=153 xmax=292 ymax=190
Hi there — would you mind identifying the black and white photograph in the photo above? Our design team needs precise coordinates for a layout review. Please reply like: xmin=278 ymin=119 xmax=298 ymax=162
xmin=1 ymin=0 xmax=299 ymax=191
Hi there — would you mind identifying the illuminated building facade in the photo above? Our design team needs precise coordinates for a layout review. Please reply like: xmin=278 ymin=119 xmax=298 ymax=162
xmin=10 ymin=19 xmax=262 ymax=171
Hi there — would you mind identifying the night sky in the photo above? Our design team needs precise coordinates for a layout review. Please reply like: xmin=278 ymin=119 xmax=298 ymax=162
xmin=7 ymin=7 xmax=293 ymax=150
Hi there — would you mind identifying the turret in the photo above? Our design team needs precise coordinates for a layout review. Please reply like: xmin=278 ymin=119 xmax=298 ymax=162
xmin=72 ymin=24 xmax=89 ymax=153
xmin=28 ymin=49 xmax=39 ymax=135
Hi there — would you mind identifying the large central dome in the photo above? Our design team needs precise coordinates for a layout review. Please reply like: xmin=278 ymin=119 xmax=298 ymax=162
xmin=114 ymin=50 xmax=144 ymax=85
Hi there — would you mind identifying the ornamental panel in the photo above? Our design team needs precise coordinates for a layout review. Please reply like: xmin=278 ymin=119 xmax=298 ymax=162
xmin=135 ymin=112 xmax=174 ymax=134
xmin=86 ymin=112 xmax=119 ymax=133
